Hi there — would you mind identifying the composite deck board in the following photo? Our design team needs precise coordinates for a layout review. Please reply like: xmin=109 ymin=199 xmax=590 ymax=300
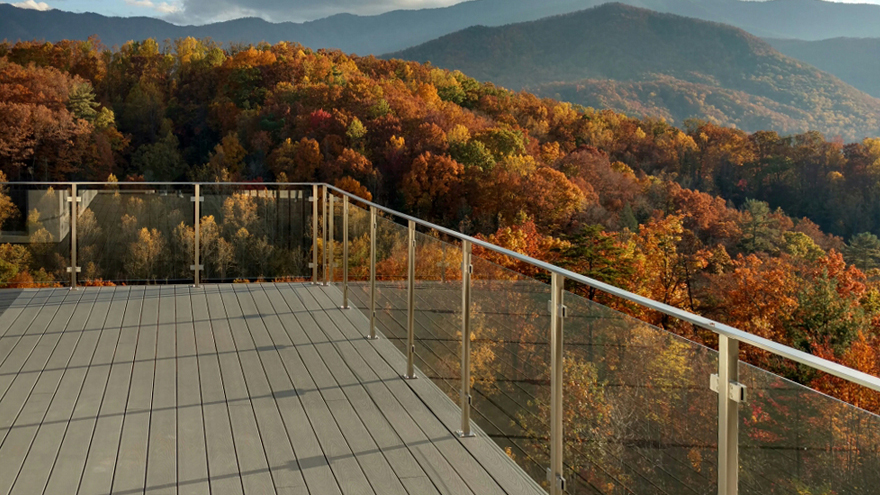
xmin=174 ymin=286 xmax=210 ymax=495
xmin=11 ymin=287 xmax=112 ymax=495
xmin=44 ymin=286 xmax=128 ymax=495
xmin=0 ymin=284 xmax=544 ymax=495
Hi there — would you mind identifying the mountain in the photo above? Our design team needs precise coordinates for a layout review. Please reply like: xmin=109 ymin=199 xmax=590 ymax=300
xmin=768 ymin=37 xmax=880 ymax=99
xmin=6 ymin=0 xmax=880 ymax=55
xmin=390 ymin=3 xmax=880 ymax=140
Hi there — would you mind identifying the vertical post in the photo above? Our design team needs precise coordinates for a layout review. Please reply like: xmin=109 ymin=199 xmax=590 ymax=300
xmin=312 ymin=184 xmax=318 ymax=284
xmin=403 ymin=219 xmax=417 ymax=380
xmin=328 ymin=193 xmax=335 ymax=284
xmin=67 ymin=183 xmax=80 ymax=289
xmin=718 ymin=335 xmax=740 ymax=495
xmin=457 ymin=240 xmax=474 ymax=438
xmin=192 ymin=184 xmax=202 ymax=287
xmin=549 ymin=272 xmax=565 ymax=495
xmin=322 ymin=185 xmax=329 ymax=286
xmin=342 ymin=195 xmax=350 ymax=309
xmin=368 ymin=206 xmax=378 ymax=340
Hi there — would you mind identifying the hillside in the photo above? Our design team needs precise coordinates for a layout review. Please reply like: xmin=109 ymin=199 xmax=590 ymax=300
xmin=3 ymin=38 xmax=880 ymax=437
xmin=391 ymin=3 xmax=880 ymax=140
xmin=6 ymin=0 xmax=880 ymax=54
xmin=768 ymin=37 xmax=880 ymax=99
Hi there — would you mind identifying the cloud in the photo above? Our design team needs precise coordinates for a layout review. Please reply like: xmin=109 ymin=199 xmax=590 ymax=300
xmin=165 ymin=0 xmax=462 ymax=24
xmin=11 ymin=0 xmax=51 ymax=10
xmin=125 ymin=0 xmax=180 ymax=14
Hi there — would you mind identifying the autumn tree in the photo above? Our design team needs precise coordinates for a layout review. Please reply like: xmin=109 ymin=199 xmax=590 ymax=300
xmin=401 ymin=152 xmax=464 ymax=221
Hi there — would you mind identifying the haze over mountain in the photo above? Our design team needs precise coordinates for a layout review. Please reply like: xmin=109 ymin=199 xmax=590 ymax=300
xmin=5 ymin=0 xmax=880 ymax=54
xmin=391 ymin=3 xmax=880 ymax=140
xmin=768 ymin=37 xmax=880 ymax=99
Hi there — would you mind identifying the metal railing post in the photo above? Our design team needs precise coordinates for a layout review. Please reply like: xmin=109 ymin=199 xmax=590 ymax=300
xmin=368 ymin=206 xmax=379 ymax=340
xmin=457 ymin=240 xmax=474 ymax=438
xmin=311 ymin=184 xmax=318 ymax=284
xmin=403 ymin=219 xmax=417 ymax=379
xmin=323 ymin=185 xmax=329 ymax=286
xmin=549 ymin=272 xmax=566 ymax=495
xmin=191 ymin=184 xmax=203 ymax=287
xmin=328 ymin=193 xmax=335 ymax=284
xmin=342 ymin=195 xmax=350 ymax=309
xmin=67 ymin=183 xmax=81 ymax=289
xmin=718 ymin=335 xmax=741 ymax=495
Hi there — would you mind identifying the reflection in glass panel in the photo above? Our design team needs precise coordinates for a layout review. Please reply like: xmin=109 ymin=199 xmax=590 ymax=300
xmin=75 ymin=183 xmax=192 ymax=285
xmin=0 ymin=183 xmax=71 ymax=287
xmin=563 ymin=292 xmax=718 ymax=494
xmin=199 ymin=184 xmax=310 ymax=282
xmin=412 ymin=231 xmax=463 ymax=402
xmin=470 ymin=255 xmax=551 ymax=488
xmin=739 ymin=362 xmax=880 ymax=495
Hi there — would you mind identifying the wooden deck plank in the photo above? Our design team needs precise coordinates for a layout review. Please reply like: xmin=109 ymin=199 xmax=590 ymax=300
xmin=0 ymin=285 xmax=546 ymax=495
xmin=112 ymin=285 xmax=160 ymax=494
xmin=145 ymin=286 xmax=177 ymax=495
xmin=0 ymin=288 xmax=94 ymax=494
xmin=11 ymin=287 xmax=113 ymax=495
xmin=190 ymin=287 xmax=244 ymax=495
xmin=317 ymin=285 xmax=545 ymax=495
xmin=228 ymin=286 xmax=309 ymax=495
xmin=207 ymin=286 xmax=275 ymax=495
xmin=0 ymin=290 xmax=35 ymax=338
xmin=78 ymin=286 xmax=145 ymax=495
xmin=289 ymin=287 xmax=473 ymax=495
xmin=44 ymin=287 xmax=129 ymax=495
xmin=174 ymin=286 xmax=210 ymax=495
xmin=249 ymin=285 xmax=344 ymax=495
xmin=271 ymin=291 xmax=440 ymax=491
xmin=261 ymin=285 xmax=377 ymax=495
xmin=263 ymin=285 xmax=408 ymax=495
xmin=0 ymin=290 xmax=70 ymax=409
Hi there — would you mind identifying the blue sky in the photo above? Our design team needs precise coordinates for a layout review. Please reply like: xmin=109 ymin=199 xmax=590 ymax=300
xmin=5 ymin=0 xmax=880 ymax=24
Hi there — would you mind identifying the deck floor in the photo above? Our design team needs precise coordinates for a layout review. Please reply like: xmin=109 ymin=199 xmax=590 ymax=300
xmin=0 ymin=283 xmax=543 ymax=495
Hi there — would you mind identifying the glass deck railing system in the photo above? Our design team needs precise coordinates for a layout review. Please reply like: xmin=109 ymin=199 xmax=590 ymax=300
xmin=2 ymin=182 xmax=880 ymax=495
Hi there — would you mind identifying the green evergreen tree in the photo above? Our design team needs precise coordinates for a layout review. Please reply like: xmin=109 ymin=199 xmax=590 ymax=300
xmin=562 ymin=224 xmax=632 ymax=300
xmin=845 ymin=232 xmax=880 ymax=271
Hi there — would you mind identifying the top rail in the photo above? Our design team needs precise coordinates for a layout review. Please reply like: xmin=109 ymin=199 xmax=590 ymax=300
xmin=5 ymin=180 xmax=880 ymax=394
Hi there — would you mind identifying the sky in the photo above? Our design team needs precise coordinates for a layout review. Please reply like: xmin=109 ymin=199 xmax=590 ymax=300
xmin=4 ymin=0 xmax=880 ymax=24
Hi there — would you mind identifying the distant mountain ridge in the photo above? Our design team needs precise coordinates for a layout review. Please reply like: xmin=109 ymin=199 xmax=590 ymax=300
xmin=768 ymin=37 xmax=880 ymax=99
xmin=6 ymin=0 xmax=880 ymax=54
xmin=391 ymin=3 xmax=880 ymax=140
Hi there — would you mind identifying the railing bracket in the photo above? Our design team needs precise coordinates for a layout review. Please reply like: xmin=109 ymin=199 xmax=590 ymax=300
xmin=546 ymin=469 xmax=566 ymax=491
xmin=710 ymin=374 xmax=748 ymax=403
xmin=547 ymin=300 xmax=567 ymax=317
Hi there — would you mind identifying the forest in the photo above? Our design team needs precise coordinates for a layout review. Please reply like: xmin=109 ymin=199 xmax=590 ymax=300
xmin=1 ymin=37 xmax=880 ymax=492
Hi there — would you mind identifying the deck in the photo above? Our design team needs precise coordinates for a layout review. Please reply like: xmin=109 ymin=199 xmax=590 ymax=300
xmin=0 ymin=283 xmax=544 ymax=495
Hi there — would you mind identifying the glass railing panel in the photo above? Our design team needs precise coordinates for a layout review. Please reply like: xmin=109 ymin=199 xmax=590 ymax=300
xmin=199 ymin=184 xmax=311 ymax=282
xmin=329 ymin=193 xmax=343 ymax=283
xmin=562 ymin=291 xmax=718 ymax=494
xmin=470 ymin=255 xmax=551 ymax=488
xmin=362 ymin=214 xmax=409 ymax=352
xmin=345 ymin=203 xmax=372 ymax=314
xmin=74 ymin=183 xmax=192 ymax=285
xmin=0 ymin=183 xmax=71 ymax=287
xmin=412 ymin=230 xmax=463 ymax=402
xmin=739 ymin=362 xmax=880 ymax=495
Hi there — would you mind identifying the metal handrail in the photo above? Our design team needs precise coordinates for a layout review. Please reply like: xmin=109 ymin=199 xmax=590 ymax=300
xmin=5 ymin=180 xmax=880 ymax=495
